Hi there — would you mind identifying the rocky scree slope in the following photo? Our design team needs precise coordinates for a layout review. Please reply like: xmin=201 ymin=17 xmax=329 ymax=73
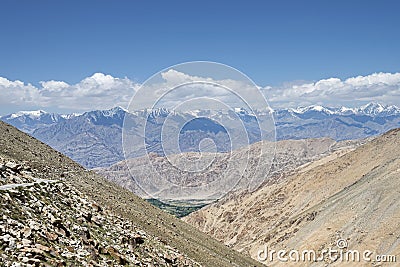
xmin=0 ymin=121 xmax=261 ymax=267
xmin=0 ymin=165 xmax=199 ymax=266
xmin=0 ymin=158 xmax=36 ymax=186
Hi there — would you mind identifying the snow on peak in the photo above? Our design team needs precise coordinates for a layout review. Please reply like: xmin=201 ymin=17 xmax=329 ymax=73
xmin=358 ymin=102 xmax=385 ymax=115
xmin=234 ymin=107 xmax=245 ymax=113
xmin=88 ymin=106 xmax=128 ymax=118
xmin=10 ymin=110 xmax=48 ymax=119
xmin=291 ymin=105 xmax=334 ymax=114
xmin=60 ymin=113 xmax=81 ymax=119
xmin=140 ymin=107 xmax=175 ymax=118
xmin=114 ymin=106 xmax=128 ymax=112
xmin=339 ymin=106 xmax=355 ymax=112
xmin=352 ymin=102 xmax=400 ymax=116
xmin=281 ymin=102 xmax=400 ymax=116
xmin=310 ymin=105 xmax=324 ymax=112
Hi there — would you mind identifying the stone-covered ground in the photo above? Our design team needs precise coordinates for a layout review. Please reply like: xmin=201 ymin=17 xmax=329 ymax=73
xmin=0 ymin=159 xmax=200 ymax=266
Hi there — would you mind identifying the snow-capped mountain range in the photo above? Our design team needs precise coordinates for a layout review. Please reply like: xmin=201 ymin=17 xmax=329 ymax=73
xmin=0 ymin=110 xmax=79 ymax=133
xmin=1 ymin=102 xmax=399 ymax=168
xmin=285 ymin=103 xmax=400 ymax=117
xmin=3 ymin=102 xmax=398 ymax=130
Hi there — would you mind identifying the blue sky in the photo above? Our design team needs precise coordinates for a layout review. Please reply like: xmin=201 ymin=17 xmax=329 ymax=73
xmin=0 ymin=0 xmax=400 ymax=114
xmin=1 ymin=0 xmax=399 ymax=86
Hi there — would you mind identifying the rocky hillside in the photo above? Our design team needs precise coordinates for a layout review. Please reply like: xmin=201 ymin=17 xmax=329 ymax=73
xmin=0 ymin=121 xmax=261 ymax=267
xmin=0 ymin=158 xmax=36 ymax=186
xmin=0 ymin=164 xmax=199 ymax=266
xmin=184 ymin=129 xmax=400 ymax=266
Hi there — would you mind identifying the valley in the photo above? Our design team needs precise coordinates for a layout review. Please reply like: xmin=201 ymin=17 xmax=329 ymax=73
xmin=0 ymin=121 xmax=261 ymax=266
xmin=1 ymin=105 xmax=399 ymax=266
xmin=2 ymin=2 xmax=399 ymax=266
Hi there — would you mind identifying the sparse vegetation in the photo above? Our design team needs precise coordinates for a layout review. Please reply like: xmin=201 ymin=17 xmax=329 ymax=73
xmin=146 ymin=199 xmax=209 ymax=218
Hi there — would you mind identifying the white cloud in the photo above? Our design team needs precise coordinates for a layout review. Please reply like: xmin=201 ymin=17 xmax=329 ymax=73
xmin=0 ymin=71 xmax=399 ymax=115
xmin=0 ymin=77 xmax=40 ymax=105
xmin=39 ymin=80 xmax=69 ymax=92
xmin=263 ymin=72 xmax=400 ymax=108
xmin=129 ymin=69 xmax=267 ymax=112
xmin=0 ymin=73 xmax=139 ymax=113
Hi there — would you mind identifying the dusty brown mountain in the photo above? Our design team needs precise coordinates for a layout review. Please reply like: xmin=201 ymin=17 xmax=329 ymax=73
xmin=184 ymin=129 xmax=400 ymax=266
xmin=97 ymin=137 xmax=366 ymax=202
xmin=0 ymin=121 xmax=261 ymax=267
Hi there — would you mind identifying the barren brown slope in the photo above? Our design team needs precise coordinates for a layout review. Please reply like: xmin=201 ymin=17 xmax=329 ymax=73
xmin=97 ymin=137 xmax=364 ymax=201
xmin=184 ymin=129 xmax=400 ymax=265
xmin=0 ymin=156 xmax=201 ymax=266
xmin=0 ymin=121 xmax=261 ymax=267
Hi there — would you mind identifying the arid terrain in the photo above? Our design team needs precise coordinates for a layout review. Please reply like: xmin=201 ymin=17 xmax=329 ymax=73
xmin=2 ymin=1 xmax=399 ymax=265
xmin=184 ymin=129 xmax=400 ymax=266
xmin=1 ymin=118 xmax=399 ymax=266
xmin=0 ymin=157 xmax=200 ymax=266
xmin=0 ymin=121 xmax=261 ymax=266
xmin=97 ymin=137 xmax=368 ymax=200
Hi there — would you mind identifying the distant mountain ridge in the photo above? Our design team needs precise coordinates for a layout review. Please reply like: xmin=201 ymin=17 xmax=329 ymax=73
xmin=282 ymin=102 xmax=400 ymax=116
xmin=3 ymin=102 xmax=398 ymax=128
xmin=0 ymin=110 xmax=69 ymax=134
xmin=1 ymin=102 xmax=399 ymax=168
